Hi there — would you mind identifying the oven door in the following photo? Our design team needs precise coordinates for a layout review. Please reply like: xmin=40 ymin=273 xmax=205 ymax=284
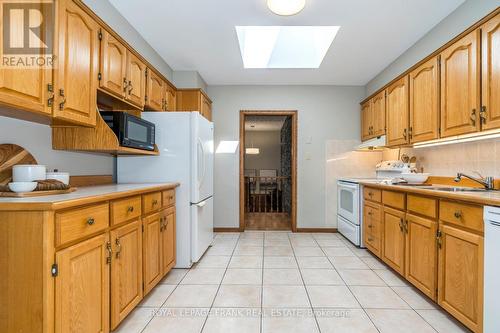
xmin=337 ymin=181 xmax=359 ymax=224
xmin=123 ymin=114 xmax=155 ymax=151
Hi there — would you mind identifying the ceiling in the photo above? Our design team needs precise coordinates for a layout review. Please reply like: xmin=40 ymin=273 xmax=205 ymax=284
xmin=109 ymin=0 xmax=465 ymax=86
xmin=245 ymin=116 xmax=287 ymax=131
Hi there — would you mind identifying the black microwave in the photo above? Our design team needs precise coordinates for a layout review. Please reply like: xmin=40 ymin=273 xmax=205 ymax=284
xmin=100 ymin=111 xmax=155 ymax=151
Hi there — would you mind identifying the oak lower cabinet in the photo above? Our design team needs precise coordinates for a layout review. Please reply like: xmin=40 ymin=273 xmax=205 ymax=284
xmin=142 ymin=211 xmax=163 ymax=295
xmin=161 ymin=207 xmax=176 ymax=274
xmin=405 ymin=213 xmax=438 ymax=300
xmin=381 ymin=206 xmax=406 ymax=275
xmin=363 ymin=201 xmax=382 ymax=257
xmin=110 ymin=220 xmax=143 ymax=330
xmin=438 ymin=224 xmax=484 ymax=333
xmin=55 ymin=233 xmax=110 ymax=333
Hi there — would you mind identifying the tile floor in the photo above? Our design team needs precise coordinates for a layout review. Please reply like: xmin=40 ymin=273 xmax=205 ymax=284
xmin=115 ymin=231 xmax=471 ymax=333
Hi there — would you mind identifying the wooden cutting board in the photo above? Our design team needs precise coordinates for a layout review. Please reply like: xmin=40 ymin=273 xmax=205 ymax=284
xmin=0 ymin=144 xmax=38 ymax=186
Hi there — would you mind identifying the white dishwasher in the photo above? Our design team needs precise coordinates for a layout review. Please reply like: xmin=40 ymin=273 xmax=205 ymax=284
xmin=484 ymin=206 xmax=500 ymax=332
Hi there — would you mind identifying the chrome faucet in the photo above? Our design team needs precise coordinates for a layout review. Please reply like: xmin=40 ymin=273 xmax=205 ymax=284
xmin=454 ymin=172 xmax=495 ymax=190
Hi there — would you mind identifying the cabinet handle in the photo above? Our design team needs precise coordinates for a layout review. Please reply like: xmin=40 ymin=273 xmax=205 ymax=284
xmin=399 ymin=218 xmax=404 ymax=232
xmin=480 ymin=106 xmax=487 ymax=125
xmin=127 ymin=206 xmax=134 ymax=213
xmin=454 ymin=210 xmax=462 ymax=219
xmin=106 ymin=241 xmax=112 ymax=264
xmin=436 ymin=230 xmax=442 ymax=249
xmin=368 ymin=192 xmax=373 ymax=197
xmin=152 ymin=199 xmax=158 ymax=206
xmin=59 ymin=89 xmax=66 ymax=110
xmin=123 ymin=77 xmax=128 ymax=92
xmin=409 ymin=126 xmax=413 ymax=140
xmin=404 ymin=220 xmax=409 ymax=234
xmin=87 ymin=217 xmax=95 ymax=226
xmin=115 ymin=238 xmax=122 ymax=258
xmin=470 ymin=109 xmax=477 ymax=126
xmin=368 ymin=224 xmax=373 ymax=229
xmin=368 ymin=211 xmax=373 ymax=216
xmin=368 ymin=237 xmax=374 ymax=242
xmin=128 ymin=80 xmax=133 ymax=94
xmin=403 ymin=128 xmax=407 ymax=140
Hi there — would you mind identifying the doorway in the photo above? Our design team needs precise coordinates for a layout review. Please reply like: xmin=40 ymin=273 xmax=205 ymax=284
xmin=239 ymin=110 xmax=297 ymax=232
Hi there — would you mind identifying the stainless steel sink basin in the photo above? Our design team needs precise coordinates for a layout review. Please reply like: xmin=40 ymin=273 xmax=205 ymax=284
xmin=424 ymin=187 xmax=490 ymax=192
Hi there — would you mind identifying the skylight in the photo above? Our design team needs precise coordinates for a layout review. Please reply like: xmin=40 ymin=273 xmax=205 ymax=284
xmin=235 ymin=26 xmax=340 ymax=69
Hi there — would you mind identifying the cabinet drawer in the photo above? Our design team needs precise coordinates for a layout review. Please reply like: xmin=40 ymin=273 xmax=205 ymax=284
xmin=56 ymin=203 xmax=109 ymax=246
xmin=363 ymin=187 xmax=381 ymax=202
xmin=111 ymin=196 xmax=142 ymax=225
xmin=143 ymin=192 xmax=162 ymax=214
xmin=408 ymin=195 xmax=437 ymax=219
xmin=439 ymin=200 xmax=483 ymax=232
xmin=382 ymin=190 xmax=406 ymax=210
xmin=162 ymin=190 xmax=175 ymax=207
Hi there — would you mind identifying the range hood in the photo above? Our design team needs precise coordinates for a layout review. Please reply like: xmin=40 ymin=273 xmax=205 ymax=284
xmin=356 ymin=135 xmax=386 ymax=151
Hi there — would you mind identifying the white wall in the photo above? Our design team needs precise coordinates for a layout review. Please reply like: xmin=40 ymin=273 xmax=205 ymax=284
xmin=244 ymin=131 xmax=282 ymax=174
xmin=366 ymin=0 xmax=499 ymax=95
xmin=208 ymin=85 xmax=365 ymax=229
xmin=0 ymin=115 xmax=113 ymax=175
xmin=173 ymin=71 xmax=209 ymax=92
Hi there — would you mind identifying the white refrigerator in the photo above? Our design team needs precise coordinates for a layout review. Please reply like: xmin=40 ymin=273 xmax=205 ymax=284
xmin=117 ymin=111 xmax=214 ymax=268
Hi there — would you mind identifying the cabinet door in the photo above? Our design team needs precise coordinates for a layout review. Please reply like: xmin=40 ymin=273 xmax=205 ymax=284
xmin=409 ymin=57 xmax=439 ymax=143
xmin=382 ymin=207 xmax=405 ymax=275
xmin=161 ymin=207 xmax=176 ymax=275
xmin=371 ymin=91 xmax=386 ymax=137
xmin=54 ymin=0 xmax=99 ymax=126
xmin=143 ymin=212 xmax=162 ymax=295
xmin=364 ymin=202 xmax=382 ymax=258
xmin=145 ymin=69 xmax=164 ymax=111
xmin=55 ymin=233 xmax=110 ymax=333
xmin=201 ymin=95 xmax=212 ymax=121
xmin=438 ymin=224 xmax=483 ymax=333
xmin=440 ymin=30 xmax=480 ymax=137
xmin=110 ymin=220 xmax=143 ymax=330
xmin=126 ymin=52 xmax=146 ymax=109
xmin=405 ymin=213 xmax=437 ymax=300
xmin=165 ymin=84 xmax=177 ymax=111
xmin=386 ymin=77 xmax=409 ymax=146
xmin=99 ymin=30 xmax=127 ymax=98
xmin=361 ymin=101 xmax=372 ymax=141
xmin=481 ymin=13 xmax=500 ymax=130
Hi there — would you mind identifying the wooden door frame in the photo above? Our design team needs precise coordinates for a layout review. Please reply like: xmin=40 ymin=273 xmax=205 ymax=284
xmin=239 ymin=110 xmax=298 ymax=232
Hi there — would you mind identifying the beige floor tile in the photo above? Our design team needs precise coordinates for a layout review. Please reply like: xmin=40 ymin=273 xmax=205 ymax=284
xmin=262 ymin=285 xmax=311 ymax=308
xmin=222 ymin=268 xmax=262 ymax=285
xmin=350 ymin=286 xmax=409 ymax=309
xmin=240 ymin=232 xmax=264 ymax=239
xmin=392 ymin=287 xmax=437 ymax=310
xmin=234 ymin=245 xmax=264 ymax=256
xmin=265 ymin=233 xmax=290 ymax=240
xmin=142 ymin=308 xmax=209 ymax=333
xmin=349 ymin=247 xmax=374 ymax=257
xmin=416 ymin=309 xmax=470 ymax=333
xmin=139 ymin=285 xmax=176 ymax=307
xmin=330 ymin=256 xmax=370 ymax=270
xmin=360 ymin=257 xmax=387 ymax=269
xmin=229 ymin=255 xmax=263 ymax=268
xmin=160 ymin=269 xmax=189 ymax=285
xmin=373 ymin=269 xmax=408 ymax=287
xmin=296 ymin=256 xmax=333 ymax=269
xmin=206 ymin=245 xmax=234 ymax=256
xmin=265 ymin=238 xmax=291 ymax=246
xmin=203 ymin=308 xmax=261 ymax=333
xmin=315 ymin=308 xmax=378 ymax=333
xmin=366 ymin=309 xmax=436 ymax=333
xmin=307 ymin=286 xmax=360 ymax=308
xmin=181 ymin=268 xmax=226 ymax=285
xmin=262 ymin=310 xmax=319 ymax=333
xmin=163 ymin=285 xmax=218 ymax=307
xmin=313 ymin=233 xmax=341 ymax=240
xmin=338 ymin=269 xmax=386 ymax=286
xmin=293 ymin=247 xmax=325 ymax=256
xmin=264 ymin=256 xmax=298 ymax=268
xmin=290 ymin=239 xmax=318 ymax=247
xmin=322 ymin=247 xmax=355 ymax=257
xmin=113 ymin=307 xmax=154 ymax=333
xmin=238 ymin=238 xmax=264 ymax=246
xmin=301 ymin=269 xmax=344 ymax=286
xmin=213 ymin=285 xmax=262 ymax=307
xmin=196 ymin=255 xmax=231 ymax=268
xmin=265 ymin=246 xmax=294 ymax=256
xmin=263 ymin=268 xmax=303 ymax=285
xmin=316 ymin=239 xmax=346 ymax=247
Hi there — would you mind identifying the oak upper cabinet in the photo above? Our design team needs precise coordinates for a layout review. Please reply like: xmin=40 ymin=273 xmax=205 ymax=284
xmin=201 ymin=93 xmax=213 ymax=121
xmin=440 ymin=30 xmax=480 ymax=137
xmin=371 ymin=91 xmax=386 ymax=137
xmin=409 ymin=57 xmax=440 ymax=143
xmin=54 ymin=0 xmax=99 ymax=127
xmin=165 ymin=84 xmax=177 ymax=111
xmin=405 ymin=213 xmax=438 ymax=300
xmin=363 ymin=201 xmax=383 ymax=257
xmin=125 ymin=52 xmax=146 ymax=109
xmin=145 ymin=68 xmax=164 ymax=111
xmin=160 ymin=207 xmax=176 ymax=274
xmin=361 ymin=101 xmax=372 ymax=141
xmin=99 ymin=30 xmax=127 ymax=98
xmin=386 ymin=76 xmax=409 ymax=146
xmin=481 ymin=13 xmax=500 ymax=130
xmin=55 ymin=233 xmax=110 ymax=333
xmin=177 ymin=89 xmax=213 ymax=120
xmin=382 ymin=206 xmax=406 ymax=275
xmin=110 ymin=220 xmax=143 ymax=330
xmin=438 ymin=224 xmax=483 ymax=333
xmin=142 ymin=212 xmax=163 ymax=295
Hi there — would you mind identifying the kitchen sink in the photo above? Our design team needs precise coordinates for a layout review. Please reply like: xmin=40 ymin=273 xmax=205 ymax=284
xmin=424 ymin=186 xmax=491 ymax=192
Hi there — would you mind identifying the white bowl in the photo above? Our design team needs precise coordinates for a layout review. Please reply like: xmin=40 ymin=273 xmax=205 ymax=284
xmin=46 ymin=172 xmax=70 ymax=185
xmin=8 ymin=182 xmax=38 ymax=193
xmin=401 ymin=173 xmax=430 ymax=184
xmin=12 ymin=165 xmax=46 ymax=182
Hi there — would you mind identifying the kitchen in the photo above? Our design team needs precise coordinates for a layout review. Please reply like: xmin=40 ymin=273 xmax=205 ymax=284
xmin=0 ymin=0 xmax=499 ymax=333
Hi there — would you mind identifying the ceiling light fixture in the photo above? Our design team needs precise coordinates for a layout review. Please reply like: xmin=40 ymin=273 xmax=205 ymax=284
xmin=267 ymin=0 xmax=306 ymax=16
xmin=246 ymin=148 xmax=260 ymax=155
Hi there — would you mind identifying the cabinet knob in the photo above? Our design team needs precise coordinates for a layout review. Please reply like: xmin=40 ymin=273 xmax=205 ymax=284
xmin=115 ymin=238 xmax=122 ymax=258
xmin=87 ymin=217 xmax=95 ymax=226
xmin=454 ymin=210 xmax=462 ymax=219
xmin=368 ymin=192 xmax=373 ymax=197
xmin=368 ymin=224 xmax=373 ymax=228
xmin=153 ymin=199 xmax=158 ymax=206
xmin=127 ymin=206 xmax=134 ymax=213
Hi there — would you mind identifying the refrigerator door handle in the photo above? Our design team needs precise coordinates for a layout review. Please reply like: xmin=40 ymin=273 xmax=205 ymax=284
xmin=194 ymin=201 xmax=206 ymax=208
